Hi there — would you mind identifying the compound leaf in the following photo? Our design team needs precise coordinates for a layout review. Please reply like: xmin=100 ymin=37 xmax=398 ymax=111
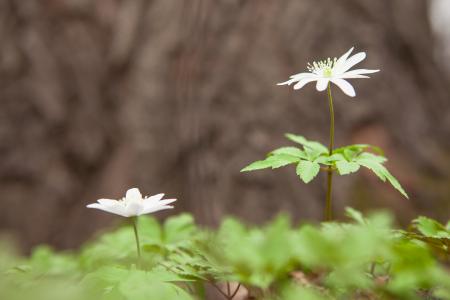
xmin=241 ymin=159 xmax=274 ymax=172
xmin=296 ymin=161 xmax=320 ymax=183
xmin=285 ymin=134 xmax=328 ymax=155
xmin=241 ymin=154 xmax=300 ymax=172
xmin=336 ymin=160 xmax=360 ymax=175
xmin=356 ymin=156 xmax=408 ymax=198
xmin=271 ymin=147 xmax=307 ymax=159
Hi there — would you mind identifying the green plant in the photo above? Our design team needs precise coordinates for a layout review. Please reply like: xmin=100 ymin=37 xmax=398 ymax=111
xmin=1 ymin=211 xmax=449 ymax=300
xmin=400 ymin=216 xmax=450 ymax=260
xmin=242 ymin=47 xmax=408 ymax=220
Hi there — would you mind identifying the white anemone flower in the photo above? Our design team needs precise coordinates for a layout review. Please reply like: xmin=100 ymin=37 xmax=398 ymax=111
xmin=277 ymin=47 xmax=379 ymax=97
xmin=87 ymin=188 xmax=176 ymax=217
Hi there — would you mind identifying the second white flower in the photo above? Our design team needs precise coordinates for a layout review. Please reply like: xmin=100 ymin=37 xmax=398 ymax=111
xmin=87 ymin=188 xmax=176 ymax=217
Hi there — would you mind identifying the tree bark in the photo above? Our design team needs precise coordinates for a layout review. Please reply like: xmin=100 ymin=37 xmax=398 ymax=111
xmin=0 ymin=0 xmax=449 ymax=250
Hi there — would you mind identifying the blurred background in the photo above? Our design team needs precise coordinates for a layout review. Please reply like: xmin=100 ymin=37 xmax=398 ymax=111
xmin=0 ymin=0 xmax=449 ymax=252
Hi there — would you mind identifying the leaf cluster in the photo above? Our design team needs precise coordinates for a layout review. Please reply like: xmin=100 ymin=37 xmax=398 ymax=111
xmin=241 ymin=134 xmax=408 ymax=198
xmin=1 ymin=211 xmax=449 ymax=300
xmin=400 ymin=216 xmax=450 ymax=259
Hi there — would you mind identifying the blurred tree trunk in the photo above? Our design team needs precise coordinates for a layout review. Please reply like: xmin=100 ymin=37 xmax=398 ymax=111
xmin=0 ymin=0 xmax=449 ymax=250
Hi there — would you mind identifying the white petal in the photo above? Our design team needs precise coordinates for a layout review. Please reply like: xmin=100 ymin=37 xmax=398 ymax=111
xmin=125 ymin=188 xmax=142 ymax=201
xmin=97 ymin=199 xmax=119 ymax=206
xmin=140 ymin=204 xmax=174 ymax=215
xmin=278 ymin=73 xmax=317 ymax=86
xmin=156 ymin=198 xmax=177 ymax=206
xmin=339 ymin=69 xmax=379 ymax=79
xmin=143 ymin=193 xmax=165 ymax=204
xmin=87 ymin=203 xmax=128 ymax=217
xmin=289 ymin=72 xmax=315 ymax=79
xmin=331 ymin=78 xmax=356 ymax=97
xmin=125 ymin=201 xmax=144 ymax=217
xmin=343 ymin=68 xmax=379 ymax=75
xmin=142 ymin=198 xmax=176 ymax=214
xmin=293 ymin=77 xmax=318 ymax=90
xmin=340 ymin=52 xmax=366 ymax=73
xmin=316 ymin=79 xmax=329 ymax=91
xmin=277 ymin=78 xmax=297 ymax=86
xmin=333 ymin=47 xmax=354 ymax=74
xmin=339 ymin=74 xmax=370 ymax=79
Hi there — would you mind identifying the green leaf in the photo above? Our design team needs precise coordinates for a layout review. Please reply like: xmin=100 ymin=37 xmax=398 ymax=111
xmin=357 ymin=152 xmax=387 ymax=164
xmin=413 ymin=217 xmax=450 ymax=238
xmin=345 ymin=208 xmax=366 ymax=225
xmin=355 ymin=158 xmax=386 ymax=181
xmin=296 ymin=161 xmax=320 ymax=183
xmin=270 ymin=147 xmax=307 ymax=159
xmin=313 ymin=155 xmax=332 ymax=165
xmin=240 ymin=159 xmax=274 ymax=172
xmin=355 ymin=157 xmax=408 ymax=198
xmin=333 ymin=144 xmax=384 ymax=159
xmin=163 ymin=214 xmax=196 ymax=244
xmin=142 ymin=244 xmax=166 ymax=255
xmin=285 ymin=133 xmax=328 ymax=154
xmin=336 ymin=160 xmax=360 ymax=175
xmin=268 ymin=154 xmax=301 ymax=168
xmin=326 ymin=153 xmax=345 ymax=163
xmin=241 ymin=154 xmax=300 ymax=172
xmin=383 ymin=169 xmax=409 ymax=199
xmin=117 ymin=271 xmax=194 ymax=300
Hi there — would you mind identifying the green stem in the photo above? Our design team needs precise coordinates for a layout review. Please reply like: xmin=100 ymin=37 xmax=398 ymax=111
xmin=325 ymin=83 xmax=335 ymax=221
xmin=132 ymin=217 xmax=141 ymax=264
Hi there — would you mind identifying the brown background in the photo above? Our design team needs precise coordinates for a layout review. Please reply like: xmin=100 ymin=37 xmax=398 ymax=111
xmin=0 ymin=0 xmax=449 ymax=251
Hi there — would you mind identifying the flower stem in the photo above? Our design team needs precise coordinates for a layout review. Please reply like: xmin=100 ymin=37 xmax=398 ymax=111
xmin=325 ymin=83 xmax=335 ymax=221
xmin=132 ymin=216 xmax=141 ymax=264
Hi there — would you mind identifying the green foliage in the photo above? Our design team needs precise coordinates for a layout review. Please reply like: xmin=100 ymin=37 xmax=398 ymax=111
xmin=296 ymin=160 xmax=320 ymax=183
xmin=1 ymin=211 xmax=449 ymax=300
xmin=335 ymin=159 xmax=360 ymax=175
xmin=81 ymin=266 xmax=193 ymax=300
xmin=241 ymin=134 xmax=408 ymax=198
xmin=277 ymin=284 xmax=328 ymax=300
xmin=285 ymin=133 xmax=328 ymax=155
xmin=400 ymin=216 xmax=450 ymax=259
xmin=212 ymin=215 xmax=297 ymax=289
xmin=79 ymin=216 xmax=161 ymax=270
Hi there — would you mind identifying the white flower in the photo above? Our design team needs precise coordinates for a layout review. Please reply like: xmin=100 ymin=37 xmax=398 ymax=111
xmin=277 ymin=47 xmax=379 ymax=97
xmin=87 ymin=188 xmax=176 ymax=217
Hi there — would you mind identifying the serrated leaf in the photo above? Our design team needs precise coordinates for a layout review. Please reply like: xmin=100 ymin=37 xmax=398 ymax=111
xmin=334 ymin=144 xmax=384 ymax=158
xmin=241 ymin=154 xmax=300 ymax=172
xmin=296 ymin=161 xmax=320 ymax=183
xmin=357 ymin=152 xmax=387 ymax=164
xmin=327 ymin=153 xmax=345 ymax=163
xmin=355 ymin=158 xmax=387 ymax=181
xmin=271 ymin=147 xmax=307 ymax=159
xmin=356 ymin=158 xmax=408 ymax=198
xmin=269 ymin=154 xmax=300 ymax=168
xmin=413 ymin=217 xmax=450 ymax=238
xmin=314 ymin=155 xmax=332 ymax=165
xmin=336 ymin=160 xmax=360 ymax=175
xmin=383 ymin=169 xmax=409 ymax=199
xmin=241 ymin=159 xmax=274 ymax=172
xmin=285 ymin=134 xmax=328 ymax=154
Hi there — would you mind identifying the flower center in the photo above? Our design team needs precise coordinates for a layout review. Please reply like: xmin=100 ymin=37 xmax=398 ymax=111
xmin=307 ymin=57 xmax=337 ymax=77
xmin=323 ymin=67 xmax=333 ymax=77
